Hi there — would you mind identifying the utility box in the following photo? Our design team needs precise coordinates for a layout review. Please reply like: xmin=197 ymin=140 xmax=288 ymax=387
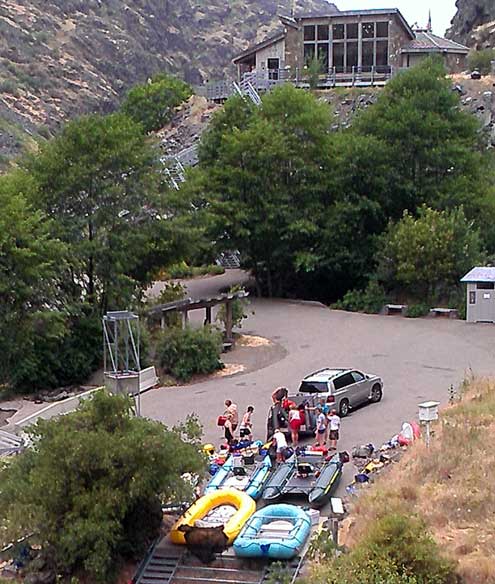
xmin=461 ymin=267 xmax=495 ymax=323
xmin=418 ymin=401 xmax=439 ymax=422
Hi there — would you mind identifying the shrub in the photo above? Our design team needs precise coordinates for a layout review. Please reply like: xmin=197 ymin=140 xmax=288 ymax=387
xmin=312 ymin=514 xmax=457 ymax=584
xmin=157 ymin=326 xmax=223 ymax=381
xmin=0 ymin=391 xmax=206 ymax=583
xmin=468 ymin=49 xmax=495 ymax=75
xmin=332 ymin=281 xmax=386 ymax=314
xmin=121 ymin=74 xmax=192 ymax=133
xmin=406 ymin=303 xmax=430 ymax=318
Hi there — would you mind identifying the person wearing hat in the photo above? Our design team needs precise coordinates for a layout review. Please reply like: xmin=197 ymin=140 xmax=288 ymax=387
xmin=328 ymin=409 xmax=341 ymax=450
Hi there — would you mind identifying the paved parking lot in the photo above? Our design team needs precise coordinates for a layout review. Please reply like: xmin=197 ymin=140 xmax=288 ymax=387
xmin=142 ymin=298 xmax=495 ymax=459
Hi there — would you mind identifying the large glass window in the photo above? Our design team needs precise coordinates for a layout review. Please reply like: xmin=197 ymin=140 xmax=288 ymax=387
xmin=346 ymin=23 xmax=358 ymax=40
xmin=333 ymin=23 xmax=345 ymax=40
xmin=304 ymin=44 xmax=315 ymax=65
xmin=317 ymin=44 xmax=329 ymax=69
xmin=362 ymin=22 xmax=375 ymax=38
xmin=376 ymin=21 xmax=389 ymax=38
xmin=304 ymin=25 xmax=316 ymax=41
xmin=317 ymin=24 xmax=329 ymax=41
xmin=333 ymin=42 xmax=344 ymax=72
xmin=362 ymin=40 xmax=374 ymax=68
xmin=347 ymin=41 xmax=358 ymax=68
xmin=376 ymin=40 xmax=389 ymax=67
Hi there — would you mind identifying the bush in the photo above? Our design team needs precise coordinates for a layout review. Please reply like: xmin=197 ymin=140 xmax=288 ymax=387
xmin=157 ymin=326 xmax=223 ymax=381
xmin=332 ymin=281 xmax=386 ymax=314
xmin=0 ymin=391 xmax=206 ymax=583
xmin=121 ymin=74 xmax=192 ymax=133
xmin=406 ymin=303 xmax=430 ymax=318
xmin=163 ymin=263 xmax=225 ymax=279
xmin=468 ymin=49 xmax=495 ymax=75
xmin=312 ymin=514 xmax=457 ymax=584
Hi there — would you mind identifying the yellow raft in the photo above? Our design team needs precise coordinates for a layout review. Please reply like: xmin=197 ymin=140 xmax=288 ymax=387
xmin=170 ymin=488 xmax=256 ymax=545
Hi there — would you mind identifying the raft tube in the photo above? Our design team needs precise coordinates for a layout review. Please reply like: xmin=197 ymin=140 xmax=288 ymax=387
xmin=170 ymin=488 xmax=256 ymax=545
xmin=233 ymin=503 xmax=311 ymax=560
xmin=205 ymin=455 xmax=272 ymax=500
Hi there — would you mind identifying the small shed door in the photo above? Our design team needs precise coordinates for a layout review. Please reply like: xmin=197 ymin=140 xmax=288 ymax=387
xmin=477 ymin=287 xmax=495 ymax=322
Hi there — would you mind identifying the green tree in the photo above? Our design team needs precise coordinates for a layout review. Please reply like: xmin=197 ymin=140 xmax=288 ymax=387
xmin=353 ymin=58 xmax=489 ymax=216
xmin=200 ymin=84 xmax=332 ymax=296
xmin=0 ymin=171 xmax=68 ymax=390
xmin=0 ymin=391 xmax=206 ymax=582
xmin=27 ymin=113 xmax=199 ymax=312
xmin=376 ymin=206 xmax=484 ymax=300
xmin=121 ymin=74 xmax=192 ymax=133
xmin=198 ymin=94 xmax=255 ymax=167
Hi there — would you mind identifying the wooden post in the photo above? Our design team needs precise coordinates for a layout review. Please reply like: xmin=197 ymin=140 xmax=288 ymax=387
xmin=182 ymin=310 xmax=189 ymax=329
xmin=205 ymin=306 xmax=212 ymax=325
xmin=160 ymin=314 xmax=166 ymax=330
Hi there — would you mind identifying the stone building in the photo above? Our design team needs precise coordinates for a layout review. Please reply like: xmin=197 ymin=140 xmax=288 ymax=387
xmin=233 ymin=7 xmax=469 ymax=87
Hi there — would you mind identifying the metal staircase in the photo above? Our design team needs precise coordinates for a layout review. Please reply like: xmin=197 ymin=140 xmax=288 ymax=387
xmin=233 ymin=77 xmax=262 ymax=107
xmin=133 ymin=545 xmax=182 ymax=584
xmin=162 ymin=143 xmax=199 ymax=190
xmin=133 ymin=545 xmax=304 ymax=584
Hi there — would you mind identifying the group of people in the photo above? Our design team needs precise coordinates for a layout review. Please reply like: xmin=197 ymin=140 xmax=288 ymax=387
xmin=222 ymin=400 xmax=254 ymax=444
xmin=220 ymin=387 xmax=341 ymax=461
xmin=271 ymin=386 xmax=341 ymax=451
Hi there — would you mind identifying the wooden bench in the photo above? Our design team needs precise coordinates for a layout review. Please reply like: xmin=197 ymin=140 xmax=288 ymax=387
xmin=429 ymin=308 xmax=459 ymax=319
xmin=381 ymin=304 xmax=408 ymax=316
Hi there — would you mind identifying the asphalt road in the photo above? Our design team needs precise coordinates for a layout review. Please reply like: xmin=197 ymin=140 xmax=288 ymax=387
xmin=141 ymin=297 xmax=495 ymax=495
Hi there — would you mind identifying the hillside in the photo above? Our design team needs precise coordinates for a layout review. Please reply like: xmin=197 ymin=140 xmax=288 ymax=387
xmin=336 ymin=377 xmax=495 ymax=583
xmin=0 ymin=0 xmax=335 ymax=165
xmin=447 ymin=0 xmax=495 ymax=48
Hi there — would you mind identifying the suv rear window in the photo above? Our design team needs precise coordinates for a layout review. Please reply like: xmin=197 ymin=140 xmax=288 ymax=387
xmin=299 ymin=381 xmax=328 ymax=393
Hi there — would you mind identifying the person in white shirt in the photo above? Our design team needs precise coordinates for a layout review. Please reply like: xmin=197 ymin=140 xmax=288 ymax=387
xmin=328 ymin=410 xmax=341 ymax=450
xmin=273 ymin=428 xmax=288 ymax=462
xmin=315 ymin=406 xmax=327 ymax=447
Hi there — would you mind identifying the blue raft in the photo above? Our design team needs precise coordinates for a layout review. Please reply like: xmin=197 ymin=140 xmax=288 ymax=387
xmin=205 ymin=454 xmax=272 ymax=500
xmin=233 ymin=503 xmax=311 ymax=560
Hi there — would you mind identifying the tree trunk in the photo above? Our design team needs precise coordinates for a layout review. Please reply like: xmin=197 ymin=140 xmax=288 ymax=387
xmin=88 ymin=220 xmax=95 ymax=305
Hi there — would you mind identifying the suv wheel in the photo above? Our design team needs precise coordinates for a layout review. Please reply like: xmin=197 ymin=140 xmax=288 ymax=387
xmin=339 ymin=399 xmax=350 ymax=417
xmin=371 ymin=384 xmax=383 ymax=403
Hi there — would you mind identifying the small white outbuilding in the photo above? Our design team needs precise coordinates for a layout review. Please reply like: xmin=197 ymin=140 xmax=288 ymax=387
xmin=461 ymin=267 xmax=495 ymax=323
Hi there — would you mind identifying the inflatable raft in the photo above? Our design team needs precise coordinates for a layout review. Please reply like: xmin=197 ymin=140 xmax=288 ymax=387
xmin=205 ymin=455 xmax=272 ymax=500
xmin=233 ymin=504 xmax=311 ymax=560
xmin=262 ymin=452 xmax=342 ymax=507
xmin=170 ymin=488 xmax=256 ymax=545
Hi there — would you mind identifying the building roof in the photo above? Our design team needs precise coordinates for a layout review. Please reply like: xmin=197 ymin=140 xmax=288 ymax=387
xmin=402 ymin=31 xmax=469 ymax=54
xmin=461 ymin=267 xmax=495 ymax=283
xmin=233 ymin=30 xmax=286 ymax=64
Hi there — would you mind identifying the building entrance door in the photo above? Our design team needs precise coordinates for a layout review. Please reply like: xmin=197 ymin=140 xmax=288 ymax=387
xmin=478 ymin=288 xmax=495 ymax=322
xmin=267 ymin=58 xmax=279 ymax=80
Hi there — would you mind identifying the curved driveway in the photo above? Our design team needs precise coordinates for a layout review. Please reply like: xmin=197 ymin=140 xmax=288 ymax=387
xmin=142 ymin=298 xmax=495 ymax=458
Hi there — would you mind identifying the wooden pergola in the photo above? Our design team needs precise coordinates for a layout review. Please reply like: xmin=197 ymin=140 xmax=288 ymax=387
xmin=147 ymin=290 xmax=249 ymax=344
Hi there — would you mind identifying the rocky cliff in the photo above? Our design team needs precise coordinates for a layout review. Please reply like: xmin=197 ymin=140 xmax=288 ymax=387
xmin=447 ymin=0 xmax=495 ymax=48
xmin=0 ymin=0 xmax=335 ymax=166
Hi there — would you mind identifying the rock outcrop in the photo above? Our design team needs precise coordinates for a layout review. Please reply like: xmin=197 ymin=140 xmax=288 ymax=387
xmin=0 ymin=0 xmax=335 ymax=166
xmin=447 ymin=0 xmax=495 ymax=48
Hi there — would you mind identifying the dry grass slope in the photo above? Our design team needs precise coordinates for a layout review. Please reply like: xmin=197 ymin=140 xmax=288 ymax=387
xmin=344 ymin=376 xmax=495 ymax=583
